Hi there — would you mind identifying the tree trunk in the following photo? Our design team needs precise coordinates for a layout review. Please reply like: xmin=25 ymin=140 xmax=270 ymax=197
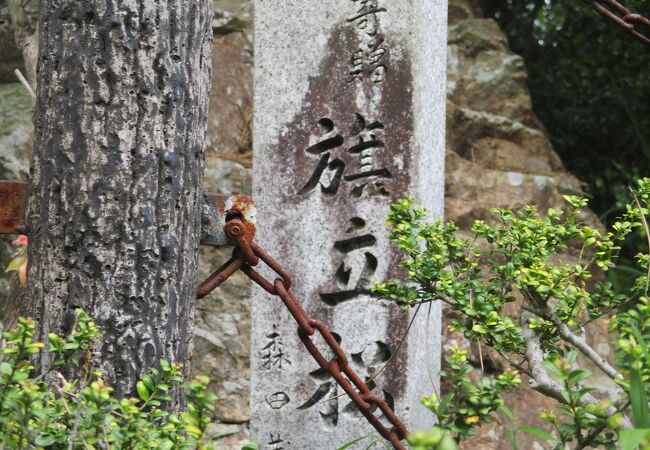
xmin=25 ymin=0 xmax=213 ymax=406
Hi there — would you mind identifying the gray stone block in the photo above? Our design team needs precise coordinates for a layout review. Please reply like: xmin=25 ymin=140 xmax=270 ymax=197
xmin=251 ymin=1 xmax=448 ymax=447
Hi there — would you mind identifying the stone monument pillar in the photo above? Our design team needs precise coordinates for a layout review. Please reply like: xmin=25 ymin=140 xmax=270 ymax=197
xmin=252 ymin=0 xmax=448 ymax=447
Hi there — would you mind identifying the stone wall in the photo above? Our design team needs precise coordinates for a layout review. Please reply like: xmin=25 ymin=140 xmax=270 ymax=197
xmin=0 ymin=1 xmax=610 ymax=448
xmin=445 ymin=0 xmax=586 ymax=225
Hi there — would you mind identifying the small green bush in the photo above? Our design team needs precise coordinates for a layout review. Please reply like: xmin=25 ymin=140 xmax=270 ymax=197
xmin=375 ymin=179 xmax=650 ymax=449
xmin=0 ymin=310 xmax=217 ymax=449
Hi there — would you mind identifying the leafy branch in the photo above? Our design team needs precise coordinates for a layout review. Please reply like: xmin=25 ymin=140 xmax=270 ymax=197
xmin=376 ymin=178 xmax=650 ymax=448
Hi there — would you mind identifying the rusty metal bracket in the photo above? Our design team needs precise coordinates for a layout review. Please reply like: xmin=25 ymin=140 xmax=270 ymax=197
xmin=0 ymin=180 xmax=256 ymax=247
xmin=200 ymin=191 xmax=257 ymax=246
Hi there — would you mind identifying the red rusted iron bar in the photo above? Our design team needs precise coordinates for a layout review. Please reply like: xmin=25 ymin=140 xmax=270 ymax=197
xmin=0 ymin=181 xmax=26 ymax=234
xmin=196 ymin=252 xmax=246 ymax=299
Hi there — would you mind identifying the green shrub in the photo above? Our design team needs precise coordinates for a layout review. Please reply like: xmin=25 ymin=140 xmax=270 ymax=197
xmin=0 ymin=310 xmax=217 ymax=449
xmin=376 ymin=179 xmax=650 ymax=449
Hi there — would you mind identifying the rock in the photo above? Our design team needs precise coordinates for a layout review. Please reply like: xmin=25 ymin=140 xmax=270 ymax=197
xmin=207 ymin=28 xmax=253 ymax=160
xmin=448 ymin=19 xmax=534 ymax=125
xmin=212 ymin=0 xmax=253 ymax=33
xmin=250 ymin=0 xmax=447 ymax=446
xmin=448 ymin=0 xmax=483 ymax=24
xmin=204 ymin=421 xmax=251 ymax=449
xmin=444 ymin=2 xmax=587 ymax=228
xmin=193 ymin=246 xmax=252 ymax=448
xmin=194 ymin=196 xmax=252 ymax=427
xmin=0 ymin=83 xmax=32 ymax=180
xmin=192 ymin=4 xmax=254 ymax=442
xmin=194 ymin=248 xmax=251 ymax=423
xmin=203 ymin=158 xmax=252 ymax=196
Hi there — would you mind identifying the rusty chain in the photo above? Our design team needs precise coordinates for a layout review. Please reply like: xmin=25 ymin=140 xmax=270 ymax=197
xmin=197 ymin=215 xmax=409 ymax=450
xmin=583 ymin=0 xmax=650 ymax=46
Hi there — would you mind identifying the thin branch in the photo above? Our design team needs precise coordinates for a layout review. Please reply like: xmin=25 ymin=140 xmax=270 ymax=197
xmin=67 ymin=376 xmax=89 ymax=449
xmin=14 ymin=69 xmax=35 ymax=101
xmin=521 ymin=312 xmax=631 ymax=428
xmin=425 ymin=301 xmax=440 ymax=395
xmin=497 ymin=350 xmax=532 ymax=378
xmin=522 ymin=311 xmax=571 ymax=403
xmin=553 ymin=320 xmax=623 ymax=381
xmin=522 ymin=298 xmax=623 ymax=382
xmin=468 ymin=287 xmax=485 ymax=373
xmin=630 ymin=187 xmax=650 ymax=296
xmin=579 ymin=296 xmax=638 ymax=328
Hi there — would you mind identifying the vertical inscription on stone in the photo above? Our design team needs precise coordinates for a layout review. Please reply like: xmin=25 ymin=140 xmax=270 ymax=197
xmin=259 ymin=324 xmax=291 ymax=371
xmin=347 ymin=0 xmax=388 ymax=83
xmin=253 ymin=0 xmax=448 ymax=447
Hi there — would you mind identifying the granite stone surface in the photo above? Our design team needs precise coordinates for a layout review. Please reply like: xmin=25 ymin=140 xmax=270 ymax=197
xmin=251 ymin=1 xmax=448 ymax=448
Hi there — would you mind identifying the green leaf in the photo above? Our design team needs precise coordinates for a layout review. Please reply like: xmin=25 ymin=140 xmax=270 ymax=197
xmin=11 ymin=371 xmax=28 ymax=382
xmin=472 ymin=324 xmax=487 ymax=334
xmin=608 ymin=412 xmax=624 ymax=430
xmin=567 ymin=368 xmax=591 ymax=386
xmin=506 ymin=429 xmax=519 ymax=450
xmin=337 ymin=436 xmax=370 ymax=450
xmin=141 ymin=374 xmax=155 ymax=391
xmin=620 ymin=429 xmax=650 ymax=450
xmin=47 ymin=333 xmax=62 ymax=350
xmin=136 ymin=380 xmax=150 ymax=401
xmin=5 ymin=256 xmax=26 ymax=273
xmin=631 ymin=324 xmax=650 ymax=369
xmin=0 ymin=362 xmax=11 ymax=375
xmin=630 ymin=367 xmax=650 ymax=428
xmin=240 ymin=444 xmax=259 ymax=450
xmin=499 ymin=404 xmax=515 ymax=422
xmin=517 ymin=426 xmax=558 ymax=443
xmin=35 ymin=435 xmax=56 ymax=446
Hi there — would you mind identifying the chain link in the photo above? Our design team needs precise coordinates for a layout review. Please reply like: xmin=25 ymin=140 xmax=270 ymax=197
xmin=583 ymin=0 xmax=650 ymax=46
xmin=198 ymin=217 xmax=409 ymax=449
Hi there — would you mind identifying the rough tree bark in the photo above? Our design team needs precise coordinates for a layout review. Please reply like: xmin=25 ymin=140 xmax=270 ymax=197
xmin=25 ymin=0 xmax=213 ymax=406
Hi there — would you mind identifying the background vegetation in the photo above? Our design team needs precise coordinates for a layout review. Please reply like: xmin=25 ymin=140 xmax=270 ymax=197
xmin=483 ymin=0 xmax=650 ymax=286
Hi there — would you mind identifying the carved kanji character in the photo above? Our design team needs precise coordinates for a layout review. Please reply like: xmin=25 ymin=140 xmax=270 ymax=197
xmin=344 ymin=114 xmax=392 ymax=198
xmin=298 ymin=338 xmax=393 ymax=428
xmin=346 ymin=38 xmax=387 ymax=84
xmin=298 ymin=118 xmax=345 ymax=195
xmin=268 ymin=433 xmax=285 ymax=450
xmin=320 ymin=217 xmax=378 ymax=306
xmin=259 ymin=325 xmax=291 ymax=370
xmin=348 ymin=0 xmax=386 ymax=36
